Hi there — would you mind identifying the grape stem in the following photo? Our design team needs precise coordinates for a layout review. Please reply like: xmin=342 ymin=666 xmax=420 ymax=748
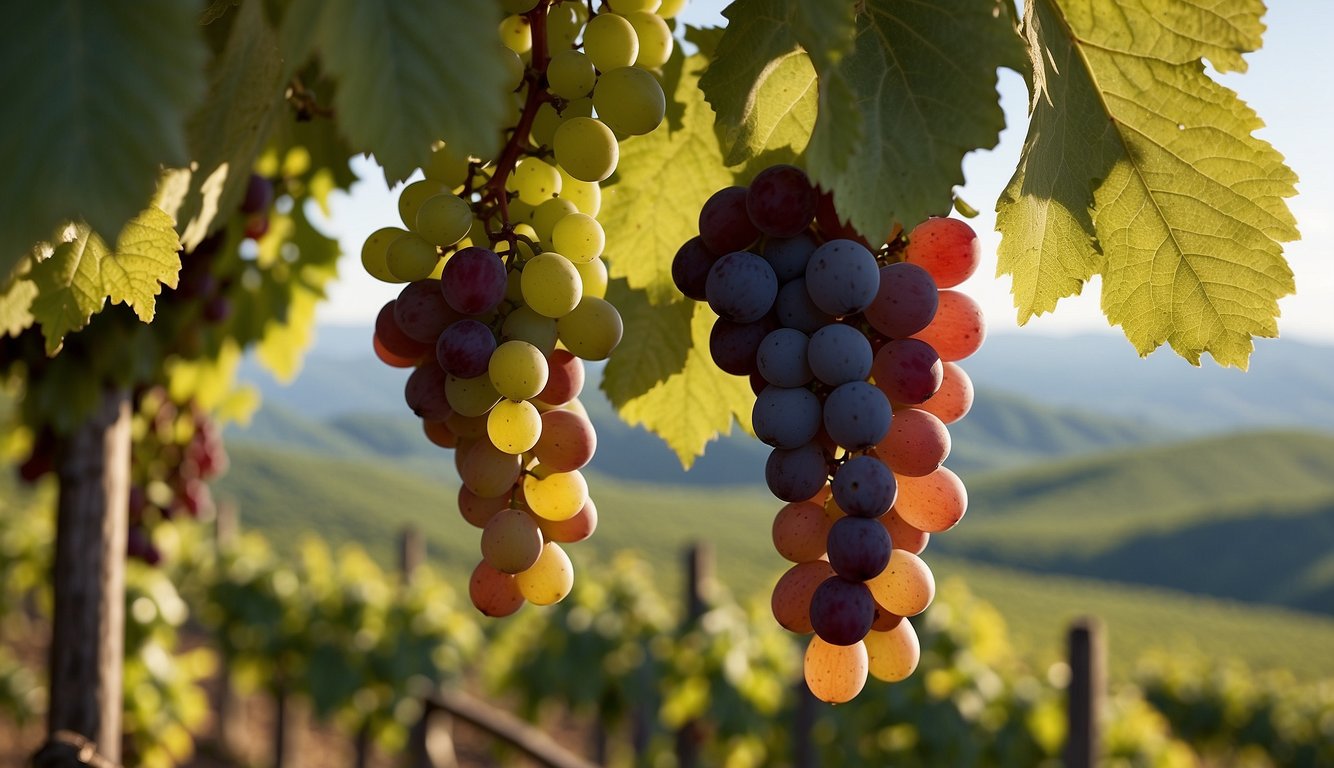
xmin=484 ymin=2 xmax=553 ymax=227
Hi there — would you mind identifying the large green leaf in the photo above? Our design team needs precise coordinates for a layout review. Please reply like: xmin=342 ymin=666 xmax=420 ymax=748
xmin=29 ymin=208 xmax=182 ymax=354
xmin=0 ymin=1 xmax=205 ymax=279
xmin=997 ymin=0 xmax=1298 ymax=368
xmin=290 ymin=0 xmax=510 ymax=183
xmin=603 ymin=282 xmax=753 ymax=468
xmin=602 ymin=58 xmax=738 ymax=305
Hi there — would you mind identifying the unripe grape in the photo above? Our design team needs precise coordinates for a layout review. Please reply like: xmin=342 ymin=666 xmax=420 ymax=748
xmin=423 ymin=143 xmax=471 ymax=187
xmin=415 ymin=194 xmax=472 ymax=246
xmin=553 ymin=117 xmax=619 ymax=182
xmin=625 ymin=11 xmax=673 ymax=68
xmin=583 ymin=14 xmax=639 ymax=72
xmin=574 ymin=257 xmax=609 ymax=299
xmin=386 ymin=233 xmax=440 ymax=282
xmin=362 ymin=227 xmax=409 ymax=283
xmin=500 ymin=46 xmax=525 ymax=92
xmin=556 ymin=297 xmax=623 ymax=360
xmin=552 ymin=213 xmax=605 ymax=262
xmin=501 ymin=306 xmax=559 ymax=356
xmin=547 ymin=50 xmax=597 ymax=100
xmin=593 ymin=66 xmax=666 ymax=136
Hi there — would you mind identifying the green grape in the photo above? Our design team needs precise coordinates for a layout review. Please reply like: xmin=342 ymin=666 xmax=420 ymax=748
xmin=446 ymin=373 xmax=503 ymax=418
xmin=583 ymin=14 xmax=639 ymax=72
xmin=481 ymin=507 xmax=543 ymax=573
xmin=546 ymin=2 xmax=584 ymax=50
xmin=556 ymin=296 xmax=623 ymax=360
xmin=552 ymin=213 xmax=604 ymax=263
xmin=593 ymin=66 xmax=665 ymax=136
xmin=424 ymin=144 xmax=470 ymax=187
xmin=530 ymin=103 xmax=564 ymax=148
xmin=489 ymin=340 xmax=550 ymax=401
xmin=522 ymin=252 xmax=583 ymax=318
xmin=657 ymin=0 xmax=688 ymax=18
xmin=498 ymin=14 xmax=532 ymax=54
xmin=501 ymin=305 xmax=559 ymax=356
xmin=547 ymin=50 xmax=597 ymax=100
xmin=565 ymin=97 xmax=595 ymax=119
xmin=508 ymin=158 xmax=562 ymax=205
xmin=386 ymin=233 xmax=440 ymax=281
xmin=362 ymin=226 xmax=409 ymax=283
xmin=523 ymin=467 xmax=588 ymax=522
xmin=509 ymin=197 xmax=536 ymax=225
xmin=553 ymin=117 xmax=619 ymax=182
xmin=399 ymin=179 xmax=450 ymax=229
xmin=459 ymin=439 xmax=522 ymax=498
xmin=500 ymin=0 xmax=540 ymax=13
xmin=531 ymin=197 xmax=579 ymax=243
xmin=415 ymin=193 xmax=473 ymax=246
xmin=610 ymin=0 xmax=660 ymax=10
xmin=557 ymin=167 xmax=601 ymax=215
xmin=515 ymin=541 xmax=574 ymax=605
xmin=625 ymin=11 xmax=673 ymax=68
xmin=574 ymin=257 xmax=608 ymax=299
xmin=487 ymin=399 xmax=543 ymax=455
xmin=501 ymin=46 xmax=525 ymax=91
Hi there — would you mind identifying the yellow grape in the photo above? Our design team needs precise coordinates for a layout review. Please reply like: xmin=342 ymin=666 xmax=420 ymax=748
xmin=553 ymin=117 xmax=619 ymax=183
xmin=459 ymin=440 xmax=523 ymax=498
xmin=481 ymin=508 xmax=544 ymax=573
xmin=546 ymin=2 xmax=584 ymax=50
xmin=894 ymin=467 xmax=967 ymax=532
xmin=498 ymin=14 xmax=531 ymax=54
xmin=522 ymin=252 xmax=583 ymax=318
xmin=547 ymin=50 xmax=597 ymax=100
xmin=610 ymin=0 xmax=660 ymax=11
xmin=415 ymin=193 xmax=473 ymax=246
xmin=523 ymin=467 xmax=588 ymax=521
xmin=445 ymin=373 xmax=502 ymax=417
xmin=565 ymin=97 xmax=595 ymax=120
xmin=657 ymin=0 xmax=688 ymax=18
xmin=583 ymin=14 xmax=639 ymax=72
xmin=423 ymin=144 xmax=470 ymax=187
xmin=804 ymin=636 xmax=868 ymax=704
xmin=865 ymin=549 xmax=935 ymax=617
xmin=501 ymin=306 xmax=558 ymax=356
xmin=557 ymin=167 xmax=601 ymax=215
xmin=530 ymin=102 xmax=564 ymax=148
xmin=509 ymin=158 xmax=562 ymax=206
xmin=552 ymin=213 xmax=604 ymax=263
xmin=470 ymin=560 xmax=525 ymax=617
xmin=556 ymin=297 xmax=623 ymax=360
xmin=531 ymin=198 xmax=579 ymax=243
xmin=625 ymin=11 xmax=673 ymax=68
xmin=362 ymin=226 xmax=409 ymax=283
xmin=575 ymin=257 xmax=609 ymax=299
xmin=515 ymin=541 xmax=574 ymax=606
xmin=593 ymin=66 xmax=665 ymax=136
xmin=865 ymin=618 xmax=921 ymax=683
xmin=487 ymin=399 xmax=543 ymax=455
xmin=386 ymin=233 xmax=440 ymax=282
xmin=772 ymin=560 xmax=835 ymax=634
xmin=400 ymin=180 xmax=450 ymax=229
xmin=489 ymin=340 xmax=550 ymax=401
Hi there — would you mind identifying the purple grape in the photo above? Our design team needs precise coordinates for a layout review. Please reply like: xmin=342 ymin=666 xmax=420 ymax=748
xmin=823 ymin=381 xmax=892 ymax=450
xmin=746 ymin=164 xmax=817 ymax=238
xmin=765 ymin=442 xmax=830 ymax=502
xmin=831 ymin=455 xmax=897 ymax=518
xmin=761 ymin=232 xmax=818 ymax=283
xmin=240 ymin=174 xmax=275 ymax=215
xmin=441 ymin=247 xmax=507 ymax=316
xmin=871 ymin=338 xmax=943 ymax=405
xmin=805 ymin=239 xmax=880 ymax=316
xmin=395 ymin=279 xmax=461 ymax=344
xmin=753 ymin=386 xmax=822 ymax=449
xmin=435 ymin=319 xmax=496 ymax=378
xmin=826 ymin=516 xmax=892 ymax=581
xmin=807 ymin=323 xmax=873 ymax=386
xmin=775 ymin=278 xmax=835 ymax=334
xmin=756 ymin=328 xmax=812 ymax=387
xmin=699 ymin=186 xmax=760 ymax=254
xmin=672 ymin=236 xmax=719 ymax=301
xmin=706 ymin=251 xmax=778 ymax=323
xmin=865 ymin=262 xmax=938 ymax=339
xmin=709 ymin=314 xmax=777 ymax=376
xmin=405 ymin=360 xmax=453 ymax=421
xmin=809 ymin=576 xmax=876 ymax=646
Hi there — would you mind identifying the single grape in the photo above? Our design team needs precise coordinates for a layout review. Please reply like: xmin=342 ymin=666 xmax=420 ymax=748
xmin=772 ymin=499 xmax=832 ymax=561
xmin=672 ymin=236 xmax=720 ymax=301
xmin=436 ymin=319 xmax=497 ymax=379
xmin=699 ymin=186 xmax=760 ymax=254
xmin=593 ymin=66 xmax=667 ymax=136
xmin=386 ymin=233 xmax=440 ymax=282
xmin=424 ymin=144 xmax=470 ymax=187
xmin=531 ymin=197 xmax=579 ymax=243
xmin=532 ymin=408 xmax=597 ymax=472
xmin=624 ymin=11 xmax=673 ymax=69
xmin=547 ymin=49 xmax=597 ymax=100
xmin=805 ymin=239 xmax=880 ymax=316
xmin=481 ymin=508 xmax=544 ymax=573
xmin=361 ymin=227 xmax=408 ymax=284
xmin=826 ymin=516 xmax=892 ymax=581
xmin=880 ymin=509 xmax=929 ymax=554
xmin=557 ymin=167 xmax=602 ymax=215
xmin=747 ymin=164 xmax=818 ymax=238
xmin=809 ymin=577 xmax=876 ymax=646
xmin=395 ymin=279 xmax=461 ymax=344
xmin=422 ymin=418 xmax=457 ymax=449
xmin=831 ymin=455 xmax=897 ymax=519
xmin=865 ymin=549 xmax=935 ymax=617
xmin=501 ymin=306 xmax=558 ymax=356
xmin=709 ymin=315 xmax=777 ymax=377
xmin=521 ymin=252 xmax=583 ymax=318
xmin=756 ymin=328 xmax=813 ymax=388
xmin=804 ymin=635 xmax=869 ymax=703
xmin=470 ymin=560 xmax=525 ymax=616
xmin=895 ymin=467 xmax=967 ymax=533
xmin=445 ymin=373 xmax=503 ymax=418
xmin=807 ymin=323 xmax=873 ymax=386
xmin=459 ymin=486 xmax=507 ymax=528
xmin=864 ymin=262 xmax=938 ymax=339
xmin=865 ymin=619 xmax=920 ymax=683
xmin=459 ymin=440 xmax=523 ymax=497
xmin=912 ymin=289 xmax=986 ymax=362
xmin=583 ymin=13 xmax=639 ymax=72
xmin=537 ymin=497 xmax=598 ymax=544
xmin=545 ymin=1 xmax=584 ymax=50
xmin=489 ymin=340 xmax=549 ymax=401
xmin=523 ymin=468 xmax=588 ymax=522
xmin=375 ymin=300 xmax=431 ymax=360
xmin=871 ymin=338 xmax=943 ymax=405
xmin=905 ymin=217 xmax=981 ymax=288
xmin=575 ymin=257 xmax=609 ymax=300
xmin=774 ymin=278 xmax=835 ymax=334
xmin=823 ymin=381 xmax=892 ymax=451
xmin=765 ymin=443 xmax=829 ymax=503
xmin=551 ymin=212 xmax=604 ymax=262
xmin=553 ymin=117 xmax=619 ymax=183
xmin=873 ymin=408 xmax=950 ymax=477
xmin=487 ymin=399 xmax=543 ymax=454
xmin=515 ymin=542 xmax=575 ymax=606
xmin=762 ymin=232 xmax=818 ymax=283
xmin=772 ymin=560 xmax=835 ymax=634
xmin=414 ymin=193 xmax=473 ymax=247
xmin=441 ymin=247 xmax=507 ymax=316
xmin=498 ymin=13 xmax=532 ymax=54
xmin=509 ymin=158 xmax=563 ymax=206
xmin=752 ymin=386 xmax=823 ymax=449
xmin=916 ymin=361 xmax=974 ymax=424
xmin=556 ymin=297 xmax=623 ymax=360
xmin=404 ymin=361 xmax=452 ymax=422
xmin=705 ymin=251 xmax=778 ymax=323
xmin=537 ymin=349 xmax=585 ymax=405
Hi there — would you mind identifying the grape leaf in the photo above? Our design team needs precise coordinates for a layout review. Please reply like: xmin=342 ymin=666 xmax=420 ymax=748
xmin=255 ymin=203 xmax=341 ymax=382
xmin=0 ymin=1 xmax=205 ymax=280
xmin=997 ymin=0 xmax=1298 ymax=368
xmin=601 ymin=58 xmax=737 ymax=305
xmin=792 ymin=0 xmax=857 ymax=70
xmin=805 ymin=0 xmax=1024 ymax=244
xmin=0 ymin=275 xmax=37 ymax=337
xmin=162 ymin=0 xmax=288 ymax=251
xmin=603 ymin=282 xmax=753 ymax=468
xmin=297 ymin=0 xmax=510 ymax=183
xmin=29 ymin=207 xmax=182 ymax=354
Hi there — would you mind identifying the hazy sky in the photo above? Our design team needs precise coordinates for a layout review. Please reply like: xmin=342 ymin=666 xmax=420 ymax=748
xmin=314 ymin=2 xmax=1333 ymax=348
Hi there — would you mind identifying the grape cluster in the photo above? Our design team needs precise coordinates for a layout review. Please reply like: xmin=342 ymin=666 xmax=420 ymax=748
xmin=364 ymin=0 xmax=682 ymax=616
xmin=671 ymin=165 xmax=986 ymax=703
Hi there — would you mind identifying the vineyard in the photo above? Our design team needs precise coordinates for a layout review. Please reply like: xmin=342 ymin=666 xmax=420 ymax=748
xmin=0 ymin=0 xmax=1323 ymax=765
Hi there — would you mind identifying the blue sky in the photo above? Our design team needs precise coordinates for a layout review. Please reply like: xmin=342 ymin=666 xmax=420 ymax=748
xmin=314 ymin=2 xmax=1333 ymax=347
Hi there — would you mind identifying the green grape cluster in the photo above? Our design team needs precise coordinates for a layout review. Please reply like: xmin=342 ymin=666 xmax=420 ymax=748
xmin=362 ymin=0 xmax=684 ymax=616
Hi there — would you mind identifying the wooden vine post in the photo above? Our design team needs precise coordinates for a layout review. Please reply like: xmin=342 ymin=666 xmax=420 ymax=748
xmin=44 ymin=387 xmax=132 ymax=764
